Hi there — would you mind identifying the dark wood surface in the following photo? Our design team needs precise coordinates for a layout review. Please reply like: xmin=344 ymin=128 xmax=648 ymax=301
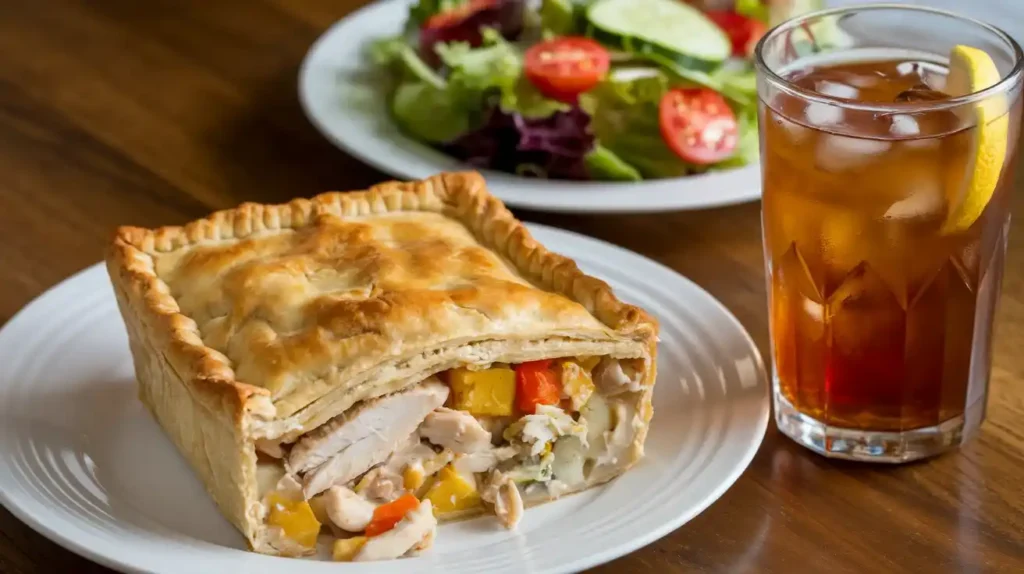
xmin=1 ymin=1 xmax=1022 ymax=573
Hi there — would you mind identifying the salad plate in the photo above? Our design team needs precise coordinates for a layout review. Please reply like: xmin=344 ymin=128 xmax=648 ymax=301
xmin=0 ymin=223 xmax=768 ymax=573
xmin=298 ymin=0 xmax=770 ymax=213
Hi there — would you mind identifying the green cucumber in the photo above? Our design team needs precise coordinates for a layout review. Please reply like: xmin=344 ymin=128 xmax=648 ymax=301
xmin=585 ymin=0 xmax=731 ymax=73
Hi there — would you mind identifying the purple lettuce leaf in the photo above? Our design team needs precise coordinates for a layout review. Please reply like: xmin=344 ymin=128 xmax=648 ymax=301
xmin=442 ymin=106 xmax=596 ymax=180
xmin=419 ymin=0 xmax=525 ymax=67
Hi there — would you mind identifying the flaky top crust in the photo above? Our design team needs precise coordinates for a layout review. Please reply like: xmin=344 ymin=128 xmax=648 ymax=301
xmin=107 ymin=172 xmax=657 ymax=423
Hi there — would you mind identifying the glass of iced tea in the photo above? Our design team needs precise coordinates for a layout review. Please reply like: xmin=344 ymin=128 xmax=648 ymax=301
xmin=754 ymin=6 xmax=1023 ymax=462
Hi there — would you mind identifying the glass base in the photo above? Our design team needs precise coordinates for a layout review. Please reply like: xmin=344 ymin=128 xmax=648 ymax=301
xmin=774 ymin=385 xmax=985 ymax=463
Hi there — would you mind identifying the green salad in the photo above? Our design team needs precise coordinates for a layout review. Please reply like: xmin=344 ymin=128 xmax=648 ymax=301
xmin=369 ymin=0 xmax=821 ymax=181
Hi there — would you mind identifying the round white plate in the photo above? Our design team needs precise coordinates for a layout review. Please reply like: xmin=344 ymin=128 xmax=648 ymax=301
xmin=0 ymin=224 xmax=768 ymax=574
xmin=297 ymin=0 xmax=763 ymax=214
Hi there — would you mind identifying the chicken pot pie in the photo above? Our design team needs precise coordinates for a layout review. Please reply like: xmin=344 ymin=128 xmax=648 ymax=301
xmin=106 ymin=172 xmax=658 ymax=561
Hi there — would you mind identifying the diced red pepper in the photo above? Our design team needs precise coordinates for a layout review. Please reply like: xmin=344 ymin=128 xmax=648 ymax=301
xmin=364 ymin=493 xmax=420 ymax=537
xmin=514 ymin=360 xmax=562 ymax=414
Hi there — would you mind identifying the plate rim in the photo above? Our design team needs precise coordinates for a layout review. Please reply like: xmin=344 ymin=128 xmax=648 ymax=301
xmin=0 ymin=223 xmax=769 ymax=573
xmin=295 ymin=0 xmax=764 ymax=215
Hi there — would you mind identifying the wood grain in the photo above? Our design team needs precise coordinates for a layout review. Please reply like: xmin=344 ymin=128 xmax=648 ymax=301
xmin=0 ymin=1 xmax=1022 ymax=572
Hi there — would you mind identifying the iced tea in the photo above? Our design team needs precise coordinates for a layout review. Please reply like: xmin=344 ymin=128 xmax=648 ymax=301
xmin=755 ymin=6 xmax=1024 ymax=461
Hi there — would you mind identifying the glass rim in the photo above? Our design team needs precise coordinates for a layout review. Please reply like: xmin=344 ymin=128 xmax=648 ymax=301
xmin=753 ymin=3 xmax=1024 ymax=113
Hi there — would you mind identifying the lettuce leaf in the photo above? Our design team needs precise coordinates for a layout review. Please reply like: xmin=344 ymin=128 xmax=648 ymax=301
xmin=438 ymin=29 xmax=567 ymax=119
xmin=585 ymin=144 xmax=642 ymax=181
xmin=368 ymin=36 xmax=446 ymax=89
xmin=539 ymin=0 xmax=576 ymax=36
xmin=436 ymin=29 xmax=522 ymax=97
xmin=583 ymin=69 xmax=760 ymax=178
xmin=500 ymin=77 xmax=571 ymax=119
xmin=735 ymin=0 xmax=771 ymax=23
xmin=390 ymin=82 xmax=475 ymax=143
xmin=581 ymin=72 xmax=693 ymax=179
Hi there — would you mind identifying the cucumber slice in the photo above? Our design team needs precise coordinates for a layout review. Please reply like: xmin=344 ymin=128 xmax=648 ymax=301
xmin=586 ymin=0 xmax=731 ymax=72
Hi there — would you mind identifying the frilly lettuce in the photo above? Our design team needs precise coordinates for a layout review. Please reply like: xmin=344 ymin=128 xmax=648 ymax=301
xmin=435 ymin=29 xmax=522 ymax=96
xmin=382 ymin=27 xmax=570 ymax=143
xmin=582 ymin=68 xmax=760 ymax=178
xmin=581 ymin=72 xmax=692 ymax=179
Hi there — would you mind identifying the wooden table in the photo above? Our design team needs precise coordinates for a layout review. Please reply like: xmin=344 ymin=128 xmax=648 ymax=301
xmin=1 ymin=1 xmax=1022 ymax=572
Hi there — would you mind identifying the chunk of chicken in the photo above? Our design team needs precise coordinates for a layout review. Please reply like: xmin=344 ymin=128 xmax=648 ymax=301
xmin=420 ymin=407 xmax=492 ymax=453
xmin=255 ymin=438 xmax=287 ymax=459
xmin=593 ymin=358 xmax=644 ymax=395
xmin=355 ymin=467 xmax=404 ymax=502
xmin=452 ymin=445 xmax=518 ymax=475
xmin=354 ymin=500 xmax=438 ymax=562
xmin=293 ymin=381 xmax=449 ymax=498
xmin=323 ymin=486 xmax=376 ymax=532
xmin=481 ymin=471 xmax=523 ymax=530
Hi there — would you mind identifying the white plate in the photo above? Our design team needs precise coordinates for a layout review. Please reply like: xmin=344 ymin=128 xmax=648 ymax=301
xmin=297 ymin=0 xmax=763 ymax=214
xmin=0 ymin=224 xmax=768 ymax=574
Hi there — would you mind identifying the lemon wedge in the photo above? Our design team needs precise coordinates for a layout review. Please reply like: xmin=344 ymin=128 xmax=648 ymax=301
xmin=941 ymin=45 xmax=1009 ymax=233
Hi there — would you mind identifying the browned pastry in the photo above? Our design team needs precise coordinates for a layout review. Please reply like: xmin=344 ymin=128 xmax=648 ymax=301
xmin=106 ymin=172 xmax=658 ymax=560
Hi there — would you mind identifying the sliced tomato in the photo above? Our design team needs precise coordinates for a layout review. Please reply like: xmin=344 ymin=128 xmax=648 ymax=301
xmin=364 ymin=494 xmax=420 ymax=537
xmin=659 ymin=88 xmax=739 ymax=165
xmin=423 ymin=0 xmax=498 ymax=31
xmin=524 ymin=37 xmax=610 ymax=103
xmin=706 ymin=10 xmax=767 ymax=57
xmin=514 ymin=360 xmax=562 ymax=414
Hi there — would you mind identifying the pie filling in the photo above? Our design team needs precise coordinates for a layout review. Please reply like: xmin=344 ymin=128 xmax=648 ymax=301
xmin=254 ymin=356 xmax=647 ymax=561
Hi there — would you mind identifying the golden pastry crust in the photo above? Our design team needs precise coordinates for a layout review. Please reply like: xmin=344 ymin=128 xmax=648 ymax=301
xmin=105 ymin=172 xmax=658 ymax=554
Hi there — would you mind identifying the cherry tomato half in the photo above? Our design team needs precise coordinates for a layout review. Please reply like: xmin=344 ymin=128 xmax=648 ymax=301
xmin=524 ymin=37 xmax=611 ymax=103
xmin=706 ymin=10 xmax=767 ymax=57
xmin=423 ymin=0 xmax=498 ymax=31
xmin=659 ymin=88 xmax=739 ymax=165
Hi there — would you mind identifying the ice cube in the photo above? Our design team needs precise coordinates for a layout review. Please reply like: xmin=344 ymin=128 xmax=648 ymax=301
xmin=816 ymin=80 xmax=860 ymax=100
xmin=889 ymin=114 xmax=920 ymax=137
xmin=816 ymin=134 xmax=892 ymax=172
xmin=805 ymin=102 xmax=844 ymax=127
xmin=917 ymin=62 xmax=949 ymax=92
xmin=777 ymin=116 xmax=810 ymax=142
xmin=847 ymin=73 xmax=884 ymax=89
xmin=895 ymin=61 xmax=948 ymax=92
xmin=883 ymin=172 xmax=943 ymax=220
xmin=896 ymin=61 xmax=919 ymax=76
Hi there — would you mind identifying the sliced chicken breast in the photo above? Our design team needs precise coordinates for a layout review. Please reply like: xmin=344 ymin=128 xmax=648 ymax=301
xmin=420 ymin=407 xmax=492 ymax=453
xmin=354 ymin=500 xmax=437 ymax=562
xmin=294 ymin=381 xmax=449 ymax=498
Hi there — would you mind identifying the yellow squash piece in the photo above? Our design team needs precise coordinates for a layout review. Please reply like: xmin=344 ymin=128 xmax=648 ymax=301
xmin=560 ymin=360 xmax=596 ymax=411
xmin=942 ymin=44 xmax=1009 ymax=233
xmin=448 ymin=366 xmax=517 ymax=416
xmin=404 ymin=463 xmax=426 ymax=492
xmin=332 ymin=536 xmax=368 ymax=561
xmin=265 ymin=492 xmax=321 ymax=549
xmin=425 ymin=465 xmax=482 ymax=516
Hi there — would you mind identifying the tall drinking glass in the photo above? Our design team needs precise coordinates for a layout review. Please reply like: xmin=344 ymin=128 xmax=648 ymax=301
xmin=754 ymin=5 xmax=1023 ymax=462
